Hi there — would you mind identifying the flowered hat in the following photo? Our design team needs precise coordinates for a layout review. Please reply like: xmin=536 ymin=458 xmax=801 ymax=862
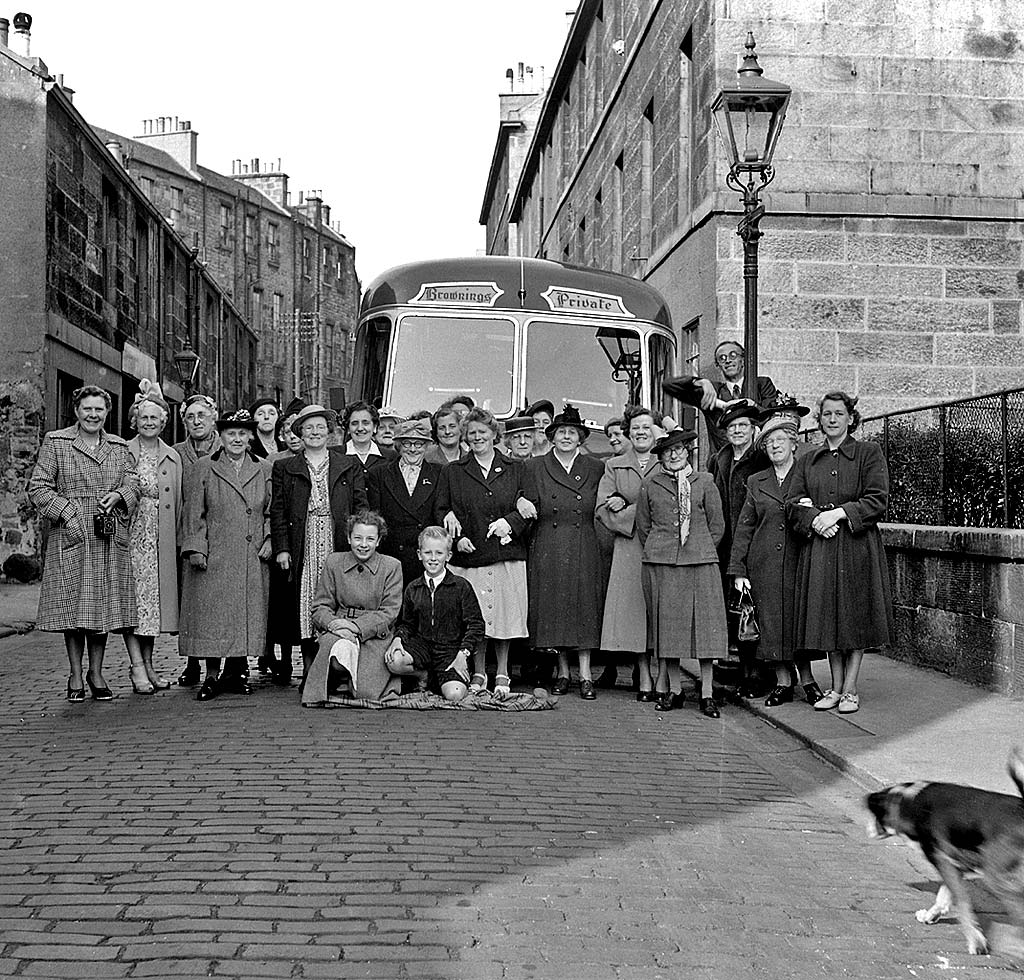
xmin=215 ymin=408 xmax=257 ymax=433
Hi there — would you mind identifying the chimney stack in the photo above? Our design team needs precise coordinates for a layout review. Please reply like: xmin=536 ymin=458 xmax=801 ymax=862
xmin=12 ymin=11 xmax=31 ymax=57
xmin=105 ymin=140 xmax=124 ymax=167
xmin=0 ymin=18 xmax=10 ymax=47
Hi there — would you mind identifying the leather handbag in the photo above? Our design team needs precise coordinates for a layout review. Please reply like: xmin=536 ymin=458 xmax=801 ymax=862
xmin=736 ymin=584 xmax=761 ymax=643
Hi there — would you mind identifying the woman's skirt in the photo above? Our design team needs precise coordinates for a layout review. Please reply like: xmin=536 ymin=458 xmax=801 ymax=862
xmin=642 ymin=562 xmax=727 ymax=661
xmin=299 ymin=512 xmax=334 ymax=640
xmin=451 ymin=560 xmax=528 ymax=639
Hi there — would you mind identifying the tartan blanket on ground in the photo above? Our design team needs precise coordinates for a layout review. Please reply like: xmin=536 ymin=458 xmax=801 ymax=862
xmin=304 ymin=690 xmax=557 ymax=711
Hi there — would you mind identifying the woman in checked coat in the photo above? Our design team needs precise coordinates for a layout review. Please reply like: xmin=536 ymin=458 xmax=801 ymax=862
xmin=29 ymin=385 xmax=141 ymax=701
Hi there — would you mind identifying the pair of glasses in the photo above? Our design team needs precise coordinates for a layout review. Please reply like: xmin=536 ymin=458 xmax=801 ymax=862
xmin=716 ymin=352 xmax=743 ymax=364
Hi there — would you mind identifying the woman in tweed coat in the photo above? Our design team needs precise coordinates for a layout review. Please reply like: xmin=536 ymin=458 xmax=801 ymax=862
xmin=29 ymin=385 xmax=141 ymax=701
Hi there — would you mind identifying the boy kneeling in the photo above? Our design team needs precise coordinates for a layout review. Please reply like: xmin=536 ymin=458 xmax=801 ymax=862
xmin=385 ymin=526 xmax=484 ymax=701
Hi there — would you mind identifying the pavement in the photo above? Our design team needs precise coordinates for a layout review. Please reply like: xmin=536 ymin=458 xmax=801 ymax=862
xmin=2 ymin=578 xmax=1020 ymax=794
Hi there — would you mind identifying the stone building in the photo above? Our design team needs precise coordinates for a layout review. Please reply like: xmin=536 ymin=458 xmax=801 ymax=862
xmin=484 ymin=0 xmax=1024 ymax=419
xmin=0 ymin=16 xmax=256 ymax=563
xmin=95 ymin=122 xmax=359 ymax=408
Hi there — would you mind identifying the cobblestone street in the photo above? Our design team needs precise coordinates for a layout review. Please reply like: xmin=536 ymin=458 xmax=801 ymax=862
xmin=1 ymin=634 xmax=1021 ymax=980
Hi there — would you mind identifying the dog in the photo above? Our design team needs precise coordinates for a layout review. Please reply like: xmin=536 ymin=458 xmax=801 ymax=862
xmin=865 ymin=747 xmax=1024 ymax=956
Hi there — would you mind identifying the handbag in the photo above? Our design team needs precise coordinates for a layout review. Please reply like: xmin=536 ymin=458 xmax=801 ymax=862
xmin=735 ymin=584 xmax=761 ymax=643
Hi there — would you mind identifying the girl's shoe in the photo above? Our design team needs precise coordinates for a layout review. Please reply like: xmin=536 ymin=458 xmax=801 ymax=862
xmin=130 ymin=666 xmax=155 ymax=695
xmin=493 ymin=674 xmax=512 ymax=699
xmin=837 ymin=692 xmax=860 ymax=713
xmin=67 ymin=677 xmax=86 ymax=702
xmin=636 ymin=689 xmax=654 ymax=702
xmin=655 ymin=691 xmax=674 ymax=711
xmin=813 ymin=689 xmax=842 ymax=711
xmin=148 ymin=672 xmax=171 ymax=690
xmin=551 ymin=676 xmax=571 ymax=696
xmin=469 ymin=673 xmax=488 ymax=693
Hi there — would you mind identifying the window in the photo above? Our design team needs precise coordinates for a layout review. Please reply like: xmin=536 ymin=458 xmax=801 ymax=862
xmin=592 ymin=189 xmax=602 ymax=267
xmin=302 ymin=238 xmax=311 ymax=277
xmin=218 ymin=203 xmax=231 ymax=248
xmin=267 ymin=222 xmax=280 ymax=265
xmin=251 ymin=288 xmax=263 ymax=335
xmin=244 ymin=214 xmax=255 ymax=256
xmin=577 ymin=216 xmax=587 ymax=265
xmin=170 ymin=186 xmax=183 ymax=229
xmin=679 ymin=30 xmax=695 ymax=220
xmin=336 ymin=253 xmax=344 ymax=282
xmin=612 ymin=152 xmax=624 ymax=272
xmin=640 ymin=100 xmax=654 ymax=257
xmin=138 ymin=175 xmax=155 ymax=199
xmin=323 ymin=246 xmax=333 ymax=281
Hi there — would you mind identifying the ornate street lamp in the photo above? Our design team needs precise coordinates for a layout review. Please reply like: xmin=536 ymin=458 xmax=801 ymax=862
xmin=173 ymin=345 xmax=201 ymax=397
xmin=711 ymin=33 xmax=791 ymax=400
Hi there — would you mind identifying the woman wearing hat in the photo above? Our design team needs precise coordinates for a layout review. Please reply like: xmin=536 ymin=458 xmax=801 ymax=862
xmin=435 ymin=407 xmax=532 ymax=697
xmin=727 ymin=416 xmax=825 ymax=707
xmin=595 ymin=405 xmax=661 ymax=700
xmin=271 ymin=404 xmax=368 ymax=684
xmin=787 ymin=391 xmax=893 ymax=714
xmin=367 ymin=416 xmax=443 ymax=586
xmin=376 ymin=406 xmax=404 ymax=452
xmin=249 ymin=397 xmax=285 ymax=460
xmin=637 ymin=428 xmax=728 ymax=717
xmin=522 ymin=405 xmax=605 ymax=699
xmin=178 ymin=409 xmax=272 ymax=700
xmin=122 ymin=380 xmax=183 ymax=694
xmin=525 ymin=399 xmax=555 ymax=456
xmin=173 ymin=393 xmax=221 ymax=688
xmin=502 ymin=416 xmax=537 ymax=461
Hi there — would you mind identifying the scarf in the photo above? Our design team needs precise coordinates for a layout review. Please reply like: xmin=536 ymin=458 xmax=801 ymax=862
xmin=674 ymin=463 xmax=692 ymax=547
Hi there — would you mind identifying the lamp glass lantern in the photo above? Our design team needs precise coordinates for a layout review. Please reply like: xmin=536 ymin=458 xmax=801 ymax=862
xmin=711 ymin=35 xmax=791 ymax=176
xmin=173 ymin=346 xmax=201 ymax=392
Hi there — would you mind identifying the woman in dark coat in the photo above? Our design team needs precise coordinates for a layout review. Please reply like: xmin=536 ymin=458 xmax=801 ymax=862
xmin=178 ymin=409 xmax=272 ymax=701
xmin=366 ymin=417 xmax=442 ymax=587
xmin=522 ymin=406 xmax=606 ymax=700
xmin=435 ymin=407 xmax=532 ymax=698
xmin=637 ymin=428 xmax=728 ymax=718
xmin=270 ymin=405 xmax=368 ymax=682
xmin=786 ymin=390 xmax=893 ymax=715
xmin=727 ymin=417 xmax=824 ymax=708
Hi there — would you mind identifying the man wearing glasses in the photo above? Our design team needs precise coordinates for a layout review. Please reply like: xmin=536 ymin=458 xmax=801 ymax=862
xmin=693 ymin=341 xmax=779 ymax=451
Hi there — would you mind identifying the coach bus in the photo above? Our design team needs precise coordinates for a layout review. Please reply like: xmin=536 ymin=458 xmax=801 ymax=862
xmin=350 ymin=256 xmax=677 ymax=454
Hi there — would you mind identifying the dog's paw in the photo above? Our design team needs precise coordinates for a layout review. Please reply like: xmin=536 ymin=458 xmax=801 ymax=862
xmin=916 ymin=907 xmax=943 ymax=924
xmin=966 ymin=930 xmax=990 ymax=956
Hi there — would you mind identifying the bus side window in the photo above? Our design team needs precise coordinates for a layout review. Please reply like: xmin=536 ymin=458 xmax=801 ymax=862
xmin=354 ymin=315 xmax=390 ymax=406
xmin=650 ymin=333 xmax=689 ymax=427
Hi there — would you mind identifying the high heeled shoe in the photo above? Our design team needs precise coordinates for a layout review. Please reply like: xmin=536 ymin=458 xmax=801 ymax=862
xmin=86 ymin=675 xmax=114 ymax=701
xmin=130 ymin=666 xmax=155 ymax=695
xmin=146 ymin=667 xmax=171 ymax=690
xmin=67 ymin=677 xmax=85 ymax=702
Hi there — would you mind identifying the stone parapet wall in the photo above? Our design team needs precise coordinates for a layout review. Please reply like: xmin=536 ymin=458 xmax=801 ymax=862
xmin=882 ymin=523 xmax=1024 ymax=698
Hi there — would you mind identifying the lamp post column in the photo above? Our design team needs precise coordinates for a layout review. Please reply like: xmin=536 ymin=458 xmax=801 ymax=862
xmin=738 ymin=191 xmax=765 ymax=402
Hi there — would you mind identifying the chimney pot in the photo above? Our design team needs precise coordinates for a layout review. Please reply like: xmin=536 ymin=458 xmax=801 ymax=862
xmin=0 ymin=19 xmax=9 ymax=47
xmin=12 ymin=10 xmax=31 ymax=57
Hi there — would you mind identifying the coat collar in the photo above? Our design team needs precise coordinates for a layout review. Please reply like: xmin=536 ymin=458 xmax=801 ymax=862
xmin=128 ymin=436 xmax=177 ymax=465
xmin=210 ymin=450 xmax=262 ymax=498
xmin=608 ymin=446 xmax=653 ymax=477
xmin=71 ymin=425 xmax=117 ymax=464
xmin=751 ymin=466 xmax=792 ymax=502
xmin=338 ymin=550 xmax=382 ymax=575
xmin=812 ymin=435 xmax=858 ymax=462
xmin=456 ymin=450 xmax=511 ymax=487
xmin=540 ymin=449 xmax=593 ymax=490
xmin=648 ymin=464 xmax=698 ymax=491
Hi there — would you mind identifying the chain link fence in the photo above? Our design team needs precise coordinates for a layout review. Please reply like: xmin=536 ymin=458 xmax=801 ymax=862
xmin=860 ymin=388 xmax=1024 ymax=529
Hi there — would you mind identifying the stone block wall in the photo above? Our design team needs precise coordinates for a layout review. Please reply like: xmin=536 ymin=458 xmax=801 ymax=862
xmin=883 ymin=524 xmax=1024 ymax=698
xmin=716 ymin=214 xmax=1024 ymax=415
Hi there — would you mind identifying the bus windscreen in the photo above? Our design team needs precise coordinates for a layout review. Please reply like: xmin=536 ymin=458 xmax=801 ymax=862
xmin=525 ymin=321 xmax=642 ymax=426
xmin=390 ymin=314 xmax=516 ymax=416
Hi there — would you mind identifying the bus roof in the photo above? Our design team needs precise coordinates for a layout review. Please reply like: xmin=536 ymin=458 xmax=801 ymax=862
xmin=360 ymin=256 xmax=672 ymax=329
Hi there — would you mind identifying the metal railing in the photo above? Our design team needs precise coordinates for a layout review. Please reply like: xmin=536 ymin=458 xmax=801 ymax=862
xmin=859 ymin=387 xmax=1024 ymax=529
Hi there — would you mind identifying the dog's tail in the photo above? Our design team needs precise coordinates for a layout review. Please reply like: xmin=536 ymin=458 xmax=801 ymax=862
xmin=1009 ymin=746 xmax=1024 ymax=799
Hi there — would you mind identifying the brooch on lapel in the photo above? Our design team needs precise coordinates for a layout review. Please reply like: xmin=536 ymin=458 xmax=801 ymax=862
xmin=423 ymin=479 xmax=432 ymax=486
xmin=494 ymin=467 xmax=503 ymax=474
xmin=574 ymin=475 xmax=581 ymax=481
